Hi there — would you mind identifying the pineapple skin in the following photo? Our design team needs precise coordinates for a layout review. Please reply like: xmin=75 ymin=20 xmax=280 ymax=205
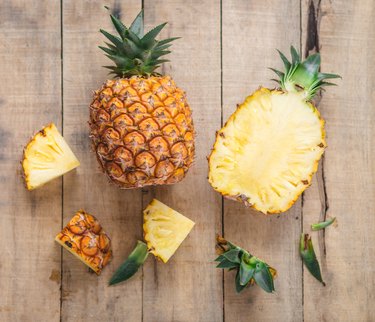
xmin=89 ymin=76 xmax=195 ymax=188
xmin=55 ymin=210 xmax=112 ymax=275
xmin=208 ymin=88 xmax=326 ymax=214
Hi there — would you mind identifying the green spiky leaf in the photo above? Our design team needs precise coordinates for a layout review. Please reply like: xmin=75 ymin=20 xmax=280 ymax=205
xmin=311 ymin=217 xmax=336 ymax=231
xmin=99 ymin=9 xmax=178 ymax=77
xmin=109 ymin=241 xmax=149 ymax=286
xmin=271 ymin=46 xmax=341 ymax=100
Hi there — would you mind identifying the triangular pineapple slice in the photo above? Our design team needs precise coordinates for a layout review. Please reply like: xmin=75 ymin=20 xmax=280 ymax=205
xmin=22 ymin=123 xmax=80 ymax=190
xmin=143 ymin=199 xmax=195 ymax=263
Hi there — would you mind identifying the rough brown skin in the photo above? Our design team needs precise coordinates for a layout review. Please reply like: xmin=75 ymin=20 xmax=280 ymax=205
xmin=89 ymin=76 xmax=195 ymax=189
xmin=208 ymin=88 xmax=326 ymax=215
xmin=55 ymin=210 xmax=112 ymax=274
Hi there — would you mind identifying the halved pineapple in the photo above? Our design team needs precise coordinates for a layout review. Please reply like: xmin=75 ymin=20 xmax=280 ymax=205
xmin=22 ymin=123 xmax=80 ymax=190
xmin=143 ymin=199 xmax=195 ymax=263
xmin=209 ymin=88 xmax=325 ymax=214
xmin=208 ymin=47 xmax=339 ymax=214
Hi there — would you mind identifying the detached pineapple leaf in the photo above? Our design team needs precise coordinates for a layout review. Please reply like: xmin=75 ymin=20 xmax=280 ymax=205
xmin=239 ymin=260 xmax=255 ymax=286
xmin=253 ymin=261 xmax=275 ymax=293
xmin=300 ymin=234 xmax=325 ymax=286
xmin=235 ymin=270 xmax=247 ymax=293
xmin=215 ymin=236 xmax=276 ymax=294
xmin=222 ymin=248 xmax=241 ymax=263
xmin=311 ymin=217 xmax=336 ymax=231
xmin=109 ymin=241 xmax=149 ymax=286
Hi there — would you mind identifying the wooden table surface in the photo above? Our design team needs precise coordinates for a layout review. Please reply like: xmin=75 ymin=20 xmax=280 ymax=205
xmin=1 ymin=0 xmax=374 ymax=321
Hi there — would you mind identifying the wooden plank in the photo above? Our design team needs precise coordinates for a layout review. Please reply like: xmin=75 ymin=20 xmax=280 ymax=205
xmin=222 ymin=1 xmax=303 ymax=321
xmin=0 ymin=1 xmax=62 ymax=321
xmin=301 ymin=1 xmax=375 ymax=321
xmin=61 ymin=1 xmax=143 ymax=321
xmin=142 ymin=1 xmax=223 ymax=321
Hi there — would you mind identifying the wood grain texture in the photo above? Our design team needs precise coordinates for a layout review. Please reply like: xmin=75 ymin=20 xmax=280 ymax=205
xmin=1 ymin=0 xmax=374 ymax=321
xmin=61 ymin=1 xmax=143 ymax=321
xmin=222 ymin=1 xmax=303 ymax=321
xmin=301 ymin=1 xmax=375 ymax=321
xmin=142 ymin=1 xmax=223 ymax=321
xmin=0 ymin=1 xmax=62 ymax=321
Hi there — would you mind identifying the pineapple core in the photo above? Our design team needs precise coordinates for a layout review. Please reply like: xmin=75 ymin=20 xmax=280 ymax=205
xmin=209 ymin=88 xmax=325 ymax=214
xmin=143 ymin=199 xmax=195 ymax=263
xmin=22 ymin=123 xmax=80 ymax=190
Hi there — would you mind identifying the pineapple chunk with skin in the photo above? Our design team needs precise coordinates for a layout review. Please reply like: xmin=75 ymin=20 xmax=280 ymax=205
xmin=22 ymin=123 xmax=80 ymax=190
xmin=209 ymin=88 xmax=325 ymax=214
xmin=143 ymin=199 xmax=195 ymax=263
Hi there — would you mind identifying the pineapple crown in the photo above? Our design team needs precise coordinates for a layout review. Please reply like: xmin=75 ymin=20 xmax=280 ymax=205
xmin=271 ymin=46 xmax=341 ymax=100
xmin=99 ymin=8 xmax=178 ymax=78
xmin=215 ymin=236 xmax=276 ymax=293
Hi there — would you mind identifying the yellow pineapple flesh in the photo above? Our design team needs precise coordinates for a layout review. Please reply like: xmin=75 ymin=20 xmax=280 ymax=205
xmin=22 ymin=123 xmax=80 ymax=190
xmin=209 ymin=88 xmax=325 ymax=214
xmin=143 ymin=199 xmax=195 ymax=263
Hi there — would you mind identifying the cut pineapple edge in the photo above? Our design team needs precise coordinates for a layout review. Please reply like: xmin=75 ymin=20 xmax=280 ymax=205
xmin=143 ymin=199 xmax=195 ymax=263
xmin=22 ymin=123 xmax=80 ymax=190
xmin=208 ymin=88 xmax=326 ymax=214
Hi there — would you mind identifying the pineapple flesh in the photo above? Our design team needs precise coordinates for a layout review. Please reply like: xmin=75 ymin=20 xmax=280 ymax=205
xmin=209 ymin=88 xmax=325 ymax=214
xmin=90 ymin=11 xmax=194 ymax=189
xmin=22 ymin=123 xmax=80 ymax=190
xmin=143 ymin=199 xmax=195 ymax=263
xmin=209 ymin=47 xmax=340 ymax=214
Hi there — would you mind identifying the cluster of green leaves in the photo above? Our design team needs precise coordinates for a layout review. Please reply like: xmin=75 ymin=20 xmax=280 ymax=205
xmin=99 ymin=9 xmax=179 ymax=78
xmin=215 ymin=239 xmax=276 ymax=293
xmin=271 ymin=46 xmax=341 ymax=100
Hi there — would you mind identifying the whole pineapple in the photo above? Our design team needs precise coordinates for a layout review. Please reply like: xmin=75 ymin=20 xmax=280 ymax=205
xmin=208 ymin=47 xmax=340 ymax=214
xmin=90 ymin=10 xmax=194 ymax=188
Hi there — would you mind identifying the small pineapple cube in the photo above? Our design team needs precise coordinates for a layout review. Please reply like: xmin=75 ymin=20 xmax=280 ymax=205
xmin=143 ymin=199 xmax=195 ymax=263
xmin=22 ymin=123 xmax=80 ymax=190
xmin=55 ymin=210 xmax=112 ymax=274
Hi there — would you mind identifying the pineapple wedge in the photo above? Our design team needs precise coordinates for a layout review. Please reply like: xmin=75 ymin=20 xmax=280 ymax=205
xmin=55 ymin=210 xmax=112 ymax=275
xmin=143 ymin=199 xmax=195 ymax=263
xmin=22 ymin=123 xmax=80 ymax=190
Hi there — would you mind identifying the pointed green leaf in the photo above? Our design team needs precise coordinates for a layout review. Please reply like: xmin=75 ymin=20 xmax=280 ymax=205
xmin=130 ymin=10 xmax=144 ymax=37
xmin=301 ymin=53 xmax=321 ymax=76
xmin=239 ymin=261 xmax=255 ymax=286
xmin=142 ymin=22 xmax=168 ymax=46
xmin=216 ymin=259 xmax=239 ymax=269
xmin=269 ymin=68 xmax=285 ymax=79
xmin=215 ymin=254 xmax=226 ymax=262
xmin=222 ymin=249 xmax=241 ymax=263
xmin=300 ymin=234 xmax=325 ymax=285
xmin=235 ymin=270 xmax=247 ymax=293
xmin=311 ymin=217 xmax=336 ymax=231
xmin=157 ymin=37 xmax=180 ymax=46
xmin=100 ymin=29 xmax=123 ymax=49
xmin=99 ymin=46 xmax=116 ymax=55
xmin=109 ymin=241 xmax=149 ymax=285
xmin=318 ymin=72 xmax=341 ymax=80
xmin=277 ymin=49 xmax=291 ymax=70
xmin=253 ymin=261 xmax=275 ymax=293
xmin=290 ymin=46 xmax=300 ymax=64
xmin=110 ymin=14 xmax=127 ymax=39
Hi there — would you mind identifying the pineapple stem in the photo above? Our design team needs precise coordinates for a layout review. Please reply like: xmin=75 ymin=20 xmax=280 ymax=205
xmin=271 ymin=46 xmax=341 ymax=100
